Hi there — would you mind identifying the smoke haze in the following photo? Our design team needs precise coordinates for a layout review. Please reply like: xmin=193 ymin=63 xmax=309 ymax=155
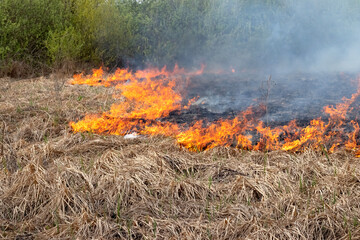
xmin=94 ymin=0 xmax=360 ymax=119
xmin=165 ymin=0 xmax=360 ymax=118
xmin=195 ymin=0 xmax=360 ymax=73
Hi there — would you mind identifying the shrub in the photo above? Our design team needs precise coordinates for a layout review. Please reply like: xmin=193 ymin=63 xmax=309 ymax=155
xmin=0 ymin=0 xmax=67 ymax=73
xmin=45 ymin=26 xmax=85 ymax=67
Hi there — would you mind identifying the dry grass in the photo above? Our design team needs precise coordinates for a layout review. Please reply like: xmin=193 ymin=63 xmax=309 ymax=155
xmin=0 ymin=77 xmax=360 ymax=239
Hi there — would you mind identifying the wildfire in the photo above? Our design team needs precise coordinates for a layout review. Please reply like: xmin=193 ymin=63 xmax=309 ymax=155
xmin=70 ymin=66 xmax=360 ymax=156
xmin=70 ymin=65 xmax=203 ymax=136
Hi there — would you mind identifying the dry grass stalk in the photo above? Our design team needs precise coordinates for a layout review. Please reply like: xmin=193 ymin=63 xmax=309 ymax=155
xmin=0 ymin=77 xmax=359 ymax=239
xmin=1 ymin=121 xmax=4 ymax=159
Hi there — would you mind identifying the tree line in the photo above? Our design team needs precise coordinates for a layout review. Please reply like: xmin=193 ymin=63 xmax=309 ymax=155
xmin=1 ymin=0 xmax=359 ymax=77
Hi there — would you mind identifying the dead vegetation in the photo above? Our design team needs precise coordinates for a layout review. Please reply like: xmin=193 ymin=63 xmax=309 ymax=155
xmin=0 ymin=77 xmax=360 ymax=239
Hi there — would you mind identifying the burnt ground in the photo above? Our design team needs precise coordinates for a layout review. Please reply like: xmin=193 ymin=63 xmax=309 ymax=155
xmin=1 ymin=76 xmax=360 ymax=239
xmin=161 ymin=72 xmax=360 ymax=128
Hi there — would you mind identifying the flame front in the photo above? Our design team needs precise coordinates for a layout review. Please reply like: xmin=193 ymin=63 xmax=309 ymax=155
xmin=70 ymin=65 xmax=203 ymax=136
xmin=70 ymin=66 xmax=360 ymax=156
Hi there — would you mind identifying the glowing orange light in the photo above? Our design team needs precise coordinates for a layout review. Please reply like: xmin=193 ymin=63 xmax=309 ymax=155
xmin=70 ymin=68 xmax=360 ymax=156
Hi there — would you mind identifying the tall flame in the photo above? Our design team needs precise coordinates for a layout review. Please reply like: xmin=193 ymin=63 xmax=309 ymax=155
xmin=70 ymin=66 xmax=360 ymax=156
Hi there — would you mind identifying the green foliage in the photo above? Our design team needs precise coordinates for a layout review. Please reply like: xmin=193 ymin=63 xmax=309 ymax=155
xmin=45 ymin=26 xmax=84 ymax=65
xmin=94 ymin=0 xmax=145 ymax=66
xmin=0 ymin=0 xmax=67 ymax=65
xmin=1 ymin=0 xmax=360 ymax=76
xmin=137 ymin=0 xmax=210 ymax=66
xmin=0 ymin=0 xmax=99 ymax=73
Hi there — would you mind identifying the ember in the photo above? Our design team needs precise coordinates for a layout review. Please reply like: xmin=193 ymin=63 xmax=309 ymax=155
xmin=70 ymin=66 xmax=360 ymax=156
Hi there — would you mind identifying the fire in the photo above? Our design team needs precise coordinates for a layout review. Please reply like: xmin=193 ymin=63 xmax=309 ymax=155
xmin=70 ymin=65 xmax=203 ymax=135
xmin=70 ymin=66 xmax=360 ymax=156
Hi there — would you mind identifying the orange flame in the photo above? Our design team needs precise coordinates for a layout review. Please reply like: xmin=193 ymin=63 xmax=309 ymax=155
xmin=70 ymin=67 xmax=360 ymax=156
xmin=70 ymin=65 xmax=203 ymax=135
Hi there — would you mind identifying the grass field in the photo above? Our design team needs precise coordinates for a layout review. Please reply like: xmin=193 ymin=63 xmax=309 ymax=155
xmin=1 ymin=77 xmax=360 ymax=239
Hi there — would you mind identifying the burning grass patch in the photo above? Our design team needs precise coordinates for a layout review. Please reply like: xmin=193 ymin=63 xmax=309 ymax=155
xmin=69 ymin=66 xmax=360 ymax=155
xmin=1 ymin=77 xmax=360 ymax=239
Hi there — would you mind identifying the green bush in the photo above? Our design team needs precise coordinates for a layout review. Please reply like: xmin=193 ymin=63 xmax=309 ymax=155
xmin=93 ymin=0 xmax=145 ymax=66
xmin=45 ymin=26 xmax=85 ymax=66
xmin=0 ymin=0 xmax=101 ymax=74
xmin=0 ymin=0 xmax=67 ymax=68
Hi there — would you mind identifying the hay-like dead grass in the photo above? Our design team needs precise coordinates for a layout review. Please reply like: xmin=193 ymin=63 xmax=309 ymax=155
xmin=1 ymin=77 xmax=360 ymax=239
